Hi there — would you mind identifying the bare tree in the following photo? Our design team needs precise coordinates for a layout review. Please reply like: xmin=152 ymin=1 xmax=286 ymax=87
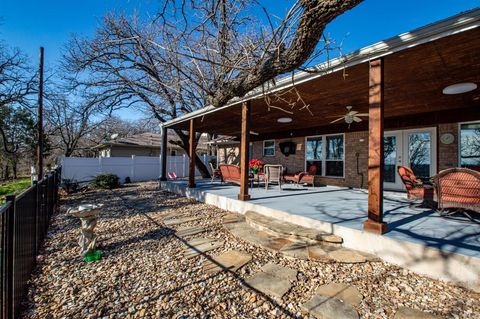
xmin=153 ymin=0 xmax=363 ymax=107
xmin=0 ymin=41 xmax=37 ymax=152
xmin=63 ymin=1 xmax=362 ymax=177
xmin=44 ymin=93 xmax=104 ymax=157
xmin=63 ymin=14 xmax=212 ymax=176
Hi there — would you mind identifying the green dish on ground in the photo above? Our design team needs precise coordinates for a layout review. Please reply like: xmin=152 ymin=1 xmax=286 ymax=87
xmin=84 ymin=250 xmax=102 ymax=262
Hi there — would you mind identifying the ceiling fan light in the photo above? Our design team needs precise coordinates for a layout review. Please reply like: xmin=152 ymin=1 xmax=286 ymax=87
xmin=277 ymin=117 xmax=293 ymax=123
xmin=442 ymin=82 xmax=477 ymax=95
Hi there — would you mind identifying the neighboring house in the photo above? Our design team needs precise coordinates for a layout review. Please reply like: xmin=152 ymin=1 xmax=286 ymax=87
xmin=94 ymin=132 xmax=209 ymax=157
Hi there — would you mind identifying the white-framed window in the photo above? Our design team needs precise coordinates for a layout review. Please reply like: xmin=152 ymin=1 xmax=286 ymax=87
xmin=263 ymin=140 xmax=275 ymax=156
xmin=459 ymin=122 xmax=480 ymax=171
xmin=305 ymin=134 xmax=344 ymax=178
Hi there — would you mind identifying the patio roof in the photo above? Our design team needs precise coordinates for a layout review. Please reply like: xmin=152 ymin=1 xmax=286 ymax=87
xmin=163 ymin=8 xmax=480 ymax=141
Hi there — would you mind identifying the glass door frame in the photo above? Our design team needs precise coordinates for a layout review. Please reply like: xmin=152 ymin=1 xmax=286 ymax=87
xmin=384 ymin=127 xmax=437 ymax=191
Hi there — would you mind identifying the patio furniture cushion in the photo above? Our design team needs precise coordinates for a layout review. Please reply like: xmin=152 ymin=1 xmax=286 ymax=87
xmin=219 ymin=164 xmax=241 ymax=184
xmin=434 ymin=168 xmax=480 ymax=213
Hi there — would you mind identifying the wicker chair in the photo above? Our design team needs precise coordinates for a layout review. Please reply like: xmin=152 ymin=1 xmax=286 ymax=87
xmin=264 ymin=164 xmax=283 ymax=191
xmin=284 ymin=165 xmax=317 ymax=187
xmin=397 ymin=166 xmax=430 ymax=200
xmin=434 ymin=168 xmax=480 ymax=214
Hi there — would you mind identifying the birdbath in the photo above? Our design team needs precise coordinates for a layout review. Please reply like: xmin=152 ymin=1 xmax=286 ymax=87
xmin=68 ymin=203 xmax=103 ymax=262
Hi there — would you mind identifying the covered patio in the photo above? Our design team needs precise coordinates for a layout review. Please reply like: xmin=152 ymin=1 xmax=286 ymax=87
xmin=159 ymin=10 xmax=480 ymax=289
xmin=160 ymin=9 xmax=480 ymax=235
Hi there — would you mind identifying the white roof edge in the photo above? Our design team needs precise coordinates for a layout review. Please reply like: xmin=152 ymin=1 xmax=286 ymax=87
xmin=162 ymin=7 xmax=480 ymax=129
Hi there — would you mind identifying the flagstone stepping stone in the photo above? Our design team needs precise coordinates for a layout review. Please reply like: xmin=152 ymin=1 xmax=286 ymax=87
xmin=184 ymin=237 xmax=224 ymax=259
xmin=328 ymin=248 xmax=367 ymax=264
xmin=315 ymin=283 xmax=362 ymax=307
xmin=224 ymin=220 xmax=292 ymax=252
xmin=307 ymin=245 xmax=334 ymax=263
xmin=164 ymin=216 xmax=203 ymax=226
xmin=203 ymin=250 xmax=252 ymax=274
xmin=176 ymin=225 xmax=207 ymax=237
xmin=279 ymin=242 xmax=309 ymax=260
xmin=245 ymin=211 xmax=343 ymax=244
xmin=222 ymin=213 xmax=245 ymax=224
xmin=261 ymin=263 xmax=298 ymax=282
xmin=245 ymin=272 xmax=292 ymax=300
xmin=393 ymin=307 xmax=441 ymax=319
xmin=245 ymin=263 xmax=299 ymax=300
xmin=302 ymin=295 xmax=359 ymax=319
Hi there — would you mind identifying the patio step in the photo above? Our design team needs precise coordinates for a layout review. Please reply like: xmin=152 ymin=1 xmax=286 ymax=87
xmin=244 ymin=211 xmax=343 ymax=245
xmin=223 ymin=213 xmax=378 ymax=263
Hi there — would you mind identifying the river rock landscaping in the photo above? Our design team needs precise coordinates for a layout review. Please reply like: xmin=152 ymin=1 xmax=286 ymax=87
xmin=21 ymin=181 xmax=479 ymax=318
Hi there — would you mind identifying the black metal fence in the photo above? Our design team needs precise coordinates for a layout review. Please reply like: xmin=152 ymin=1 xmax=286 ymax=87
xmin=1 ymin=168 xmax=61 ymax=319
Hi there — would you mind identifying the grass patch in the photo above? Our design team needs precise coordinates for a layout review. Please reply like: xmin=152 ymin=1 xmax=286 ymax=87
xmin=0 ymin=178 xmax=32 ymax=205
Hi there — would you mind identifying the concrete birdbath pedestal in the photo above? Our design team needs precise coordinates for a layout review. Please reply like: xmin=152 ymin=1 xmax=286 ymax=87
xmin=68 ymin=203 xmax=103 ymax=262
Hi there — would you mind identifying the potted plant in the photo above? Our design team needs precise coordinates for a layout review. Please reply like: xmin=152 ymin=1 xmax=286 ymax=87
xmin=249 ymin=159 xmax=264 ymax=174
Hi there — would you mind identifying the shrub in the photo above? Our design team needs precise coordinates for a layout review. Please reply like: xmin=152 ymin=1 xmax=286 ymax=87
xmin=61 ymin=179 xmax=79 ymax=194
xmin=124 ymin=176 xmax=131 ymax=184
xmin=91 ymin=173 xmax=120 ymax=189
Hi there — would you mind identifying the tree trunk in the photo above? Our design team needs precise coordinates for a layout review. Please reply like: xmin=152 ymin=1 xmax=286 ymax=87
xmin=174 ymin=129 xmax=211 ymax=178
xmin=12 ymin=162 xmax=17 ymax=179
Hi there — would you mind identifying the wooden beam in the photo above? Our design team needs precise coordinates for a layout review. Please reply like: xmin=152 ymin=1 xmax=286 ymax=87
xmin=188 ymin=120 xmax=196 ymax=188
xmin=160 ymin=126 xmax=167 ymax=181
xmin=238 ymin=101 xmax=251 ymax=201
xmin=364 ymin=58 xmax=387 ymax=234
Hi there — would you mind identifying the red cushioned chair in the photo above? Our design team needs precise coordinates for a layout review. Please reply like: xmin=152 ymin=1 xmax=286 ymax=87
xmin=397 ymin=166 xmax=429 ymax=200
xmin=284 ymin=164 xmax=317 ymax=187
xmin=434 ymin=168 xmax=480 ymax=216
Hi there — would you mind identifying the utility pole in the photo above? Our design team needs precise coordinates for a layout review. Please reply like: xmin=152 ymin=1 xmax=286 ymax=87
xmin=37 ymin=47 xmax=44 ymax=180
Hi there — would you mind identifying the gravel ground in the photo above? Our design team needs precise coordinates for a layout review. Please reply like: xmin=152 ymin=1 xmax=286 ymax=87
xmin=21 ymin=181 xmax=479 ymax=319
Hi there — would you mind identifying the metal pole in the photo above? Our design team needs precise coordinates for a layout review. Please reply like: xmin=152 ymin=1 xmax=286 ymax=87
xmin=37 ymin=47 xmax=44 ymax=180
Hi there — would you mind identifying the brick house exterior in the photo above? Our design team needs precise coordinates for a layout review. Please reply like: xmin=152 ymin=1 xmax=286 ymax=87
xmin=215 ymin=122 xmax=468 ymax=189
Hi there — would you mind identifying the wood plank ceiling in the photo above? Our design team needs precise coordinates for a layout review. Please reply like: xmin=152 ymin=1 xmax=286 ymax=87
xmin=168 ymin=28 xmax=480 ymax=140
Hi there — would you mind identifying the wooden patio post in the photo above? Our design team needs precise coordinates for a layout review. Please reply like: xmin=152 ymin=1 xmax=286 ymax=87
xmin=188 ymin=119 xmax=196 ymax=188
xmin=160 ymin=126 xmax=167 ymax=181
xmin=238 ymin=101 xmax=251 ymax=201
xmin=363 ymin=58 xmax=388 ymax=234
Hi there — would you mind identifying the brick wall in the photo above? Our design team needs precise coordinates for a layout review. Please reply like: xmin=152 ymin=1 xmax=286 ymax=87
xmin=252 ymin=132 xmax=369 ymax=188
xmin=438 ymin=123 xmax=459 ymax=171
xmin=252 ymin=137 xmax=306 ymax=174
xmin=240 ymin=123 xmax=463 ymax=188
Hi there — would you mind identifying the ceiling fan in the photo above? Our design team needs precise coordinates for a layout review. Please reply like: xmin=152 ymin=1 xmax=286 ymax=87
xmin=329 ymin=106 xmax=368 ymax=128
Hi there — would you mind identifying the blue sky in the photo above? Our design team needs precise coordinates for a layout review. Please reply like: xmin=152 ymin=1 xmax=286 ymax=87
xmin=1 ymin=0 xmax=479 ymax=120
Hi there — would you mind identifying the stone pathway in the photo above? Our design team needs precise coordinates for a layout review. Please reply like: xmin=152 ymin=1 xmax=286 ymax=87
xmin=20 ymin=182 xmax=479 ymax=318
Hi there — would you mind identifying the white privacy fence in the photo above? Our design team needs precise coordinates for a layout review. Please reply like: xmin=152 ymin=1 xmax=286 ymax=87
xmin=61 ymin=155 xmax=214 ymax=183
